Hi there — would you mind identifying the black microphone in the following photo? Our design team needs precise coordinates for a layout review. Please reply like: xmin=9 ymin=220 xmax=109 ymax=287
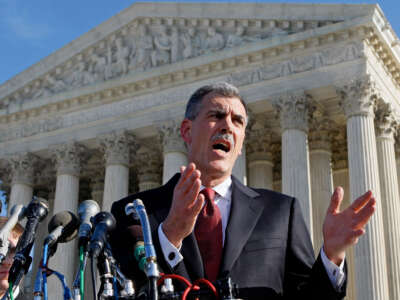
xmin=44 ymin=211 xmax=79 ymax=247
xmin=8 ymin=197 xmax=49 ymax=287
xmin=88 ymin=212 xmax=116 ymax=258
xmin=0 ymin=204 xmax=26 ymax=264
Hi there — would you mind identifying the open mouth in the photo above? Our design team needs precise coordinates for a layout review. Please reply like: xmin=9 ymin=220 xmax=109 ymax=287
xmin=212 ymin=140 xmax=231 ymax=153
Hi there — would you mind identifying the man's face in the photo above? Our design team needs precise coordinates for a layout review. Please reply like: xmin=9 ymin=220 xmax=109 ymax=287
xmin=0 ymin=234 xmax=18 ymax=291
xmin=181 ymin=94 xmax=247 ymax=182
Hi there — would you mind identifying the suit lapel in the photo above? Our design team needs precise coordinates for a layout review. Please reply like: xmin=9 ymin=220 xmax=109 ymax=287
xmin=221 ymin=177 xmax=264 ymax=273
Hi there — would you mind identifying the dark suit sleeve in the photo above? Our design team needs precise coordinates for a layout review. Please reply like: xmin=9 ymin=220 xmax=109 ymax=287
xmin=283 ymin=197 xmax=346 ymax=300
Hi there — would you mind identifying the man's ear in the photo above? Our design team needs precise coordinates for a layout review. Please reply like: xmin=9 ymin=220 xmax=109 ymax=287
xmin=238 ymin=132 xmax=245 ymax=155
xmin=180 ymin=119 xmax=192 ymax=145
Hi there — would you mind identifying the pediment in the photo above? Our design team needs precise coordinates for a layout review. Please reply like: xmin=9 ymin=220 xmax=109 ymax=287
xmin=0 ymin=2 xmax=379 ymax=110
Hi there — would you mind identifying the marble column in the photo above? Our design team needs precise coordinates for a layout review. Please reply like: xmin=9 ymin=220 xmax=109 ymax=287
xmin=159 ymin=120 xmax=188 ymax=184
xmin=50 ymin=142 xmax=85 ymax=297
xmin=274 ymin=91 xmax=313 ymax=236
xmin=246 ymin=120 xmax=274 ymax=189
xmin=309 ymin=117 xmax=334 ymax=255
xmin=332 ymin=131 xmax=356 ymax=300
xmin=136 ymin=145 xmax=162 ymax=192
xmin=375 ymin=102 xmax=400 ymax=300
xmin=100 ymin=131 xmax=134 ymax=211
xmin=232 ymin=148 xmax=247 ymax=184
xmin=7 ymin=153 xmax=37 ymax=211
xmin=337 ymin=77 xmax=389 ymax=300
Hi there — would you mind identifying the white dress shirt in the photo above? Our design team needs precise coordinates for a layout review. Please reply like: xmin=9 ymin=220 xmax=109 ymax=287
xmin=158 ymin=176 xmax=345 ymax=290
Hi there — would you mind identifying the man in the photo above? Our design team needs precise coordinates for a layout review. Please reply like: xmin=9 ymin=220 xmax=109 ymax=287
xmin=0 ymin=217 xmax=24 ymax=298
xmin=111 ymin=82 xmax=375 ymax=299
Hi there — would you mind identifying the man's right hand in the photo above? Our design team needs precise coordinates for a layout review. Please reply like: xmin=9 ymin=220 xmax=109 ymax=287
xmin=162 ymin=163 xmax=205 ymax=248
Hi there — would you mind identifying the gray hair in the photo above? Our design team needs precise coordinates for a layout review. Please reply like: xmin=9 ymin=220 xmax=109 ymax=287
xmin=184 ymin=82 xmax=248 ymax=121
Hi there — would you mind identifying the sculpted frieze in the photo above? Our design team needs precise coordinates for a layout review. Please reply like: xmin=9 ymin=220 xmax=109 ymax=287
xmin=229 ymin=42 xmax=364 ymax=86
xmin=3 ymin=17 xmax=339 ymax=107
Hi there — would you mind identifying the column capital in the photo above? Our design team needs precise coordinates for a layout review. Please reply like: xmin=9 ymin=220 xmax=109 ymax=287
xmin=375 ymin=101 xmax=398 ymax=140
xmin=99 ymin=130 xmax=136 ymax=166
xmin=332 ymin=128 xmax=348 ymax=170
xmin=136 ymin=145 xmax=162 ymax=185
xmin=158 ymin=119 xmax=187 ymax=154
xmin=51 ymin=142 xmax=87 ymax=176
xmin=7 ymin=152 xmax=39 ymax=186
xmin=246 ymin=116 xmax=274 ymax=162
xmin=272 ymin=91 xmax=312 ymax=132
xmin=309 ymin=113 xmax=335 ymax=152
xmin=337 ymin=76 xmax=378 ymax=118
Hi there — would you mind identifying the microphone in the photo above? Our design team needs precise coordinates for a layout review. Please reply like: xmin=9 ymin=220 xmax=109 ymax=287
xmin=77 ymin=200 xmax=100 ymax=249
xmin=126 ymin=225 xmax=146 ymax=272
xmin=88 ymin=212 xmax=116 ymax=258
xmin=8 ymin=197 xmax=49 ymax=288
xmin=0 ymin=204 xmax=26 ymax=264
xmin=44 ymin=211 xmax=79 ymax=247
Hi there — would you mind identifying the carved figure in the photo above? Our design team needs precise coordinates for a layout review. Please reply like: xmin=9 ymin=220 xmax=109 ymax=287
xmin=170 ymin=26 xmax=181 ymax=63
xmin=45 ymin=74 xmax=66 ymax=94
xmin=204 ymin=27 xmax=225 ymax=52
xmin=226 ymin=26 xmax=245 ymax=48
xmin=136 ymin=25 xmax=153 ymax=70
xmin=114 ymin=37 xmax=130 ymax=75
xmin=70 ymin=61 xmax=94 ymax=87
xmin=104 ymin=44 xmax=114 ymax=80
xmin=182 ymin=27 xmax=202 ymax=59
xmin=89 ymin=51 xmax=107 ymax=82
xmin=152 ymin=25 xmax=171 ymax=67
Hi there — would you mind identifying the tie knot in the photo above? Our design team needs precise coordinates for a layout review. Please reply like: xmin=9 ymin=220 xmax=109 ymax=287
xmin=201 ymin=188 xmax=215 ymax=202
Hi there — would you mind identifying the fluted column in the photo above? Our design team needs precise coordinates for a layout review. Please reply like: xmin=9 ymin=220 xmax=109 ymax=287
xmin=309 ymin=116 xmax=334 ymax=254
xmin=7 ymin=153 xmax=37 ymax=211
xmin=337 ymin=77 xmax=389 ymax=300
xmin=100 ymin=131 xmax=134 ymax=211
xmin=246 ymin=119 xmax=274 ymax=189
xmin=50 ymin=142 xmax=85 ymax=296
xmin=274 ymin=91 xmax=313 ymax=235
xmin=159 ymin=120 xmax=188 ymax=184
xmin=332 ymin=131 xmax=356 ymax=300
xmin=375 ymin=102 xmax=400 ymax=300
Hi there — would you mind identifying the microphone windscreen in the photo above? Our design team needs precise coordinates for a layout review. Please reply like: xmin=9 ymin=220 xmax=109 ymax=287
xmin=48 ymin=211 xmax=80 ymax=243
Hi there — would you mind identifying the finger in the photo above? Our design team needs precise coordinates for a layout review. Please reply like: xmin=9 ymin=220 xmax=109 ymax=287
xmin=192 ymin=192 xmax=205 ymax=217
xmin=350 ymin=190 xmax=373 ymax=213
xmin=327 ymin=186 xmax=344 ymax=214
xmin=181 ymin=169 xmax=201 ymax=195
xmin=180 ymin=165 xmax=186 ymax=173
xmin=353 ymin=197 xmax=376 ymax=229
xmin=185 ymin=176 xmax=202 ymax=206
xmin=176 ymin=163 xmax=196 ymax=190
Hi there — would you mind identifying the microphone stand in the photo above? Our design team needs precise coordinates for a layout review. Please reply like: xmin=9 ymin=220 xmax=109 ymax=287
xmin=72 ymin=245 xmax=89 ymax=300
xmin=133 ymin=199 xmax=160 ymax=300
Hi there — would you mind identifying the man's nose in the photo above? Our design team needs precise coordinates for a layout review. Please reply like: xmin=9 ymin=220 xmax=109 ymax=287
xmin=220 ymin=116 xmax=234 ymax=133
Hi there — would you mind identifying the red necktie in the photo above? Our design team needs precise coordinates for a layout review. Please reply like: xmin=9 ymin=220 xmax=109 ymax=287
xmin=194 ymin=188 xmax=223 ymax=282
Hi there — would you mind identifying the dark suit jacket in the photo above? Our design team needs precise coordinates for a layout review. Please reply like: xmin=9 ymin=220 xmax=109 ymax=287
xmin=110 ymin=174 xmax=346 ymax=299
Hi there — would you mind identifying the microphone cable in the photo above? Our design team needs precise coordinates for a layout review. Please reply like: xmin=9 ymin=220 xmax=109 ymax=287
xmin=79 ymin=246 xmax=85 ymax=300
xmin=90 ymin=256 xmax=97 ymax=300
xmin=8 ymin=283 xmax=14 ymax=300
xmin=42 ymin=243 xmax=49 ymax=300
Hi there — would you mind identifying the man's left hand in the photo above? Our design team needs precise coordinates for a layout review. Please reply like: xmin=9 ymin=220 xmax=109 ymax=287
xmin=322 ymin=187 xmax=376 ymax=265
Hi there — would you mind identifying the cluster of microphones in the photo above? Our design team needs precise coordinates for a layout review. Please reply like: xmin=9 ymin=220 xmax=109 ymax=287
xmin=0 ymin=198 xmax=240 ymax=300
xmin=0 ymin=197 xmax=163 ymax=300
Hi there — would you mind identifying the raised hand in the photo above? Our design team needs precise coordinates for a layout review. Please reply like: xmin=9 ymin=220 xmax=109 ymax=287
xmin=322 ymin=187 xmax=376 ymax=265
xmin=162 ymin=163 xmax=205 ymax=248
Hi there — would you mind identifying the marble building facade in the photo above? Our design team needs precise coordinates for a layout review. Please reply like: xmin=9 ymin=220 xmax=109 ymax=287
xmin=0 ymin=3 xmax=400 ymax=300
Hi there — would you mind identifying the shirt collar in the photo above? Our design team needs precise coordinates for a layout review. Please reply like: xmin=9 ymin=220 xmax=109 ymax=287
xmin=201 ymin=176 xmax=232 ymax=200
